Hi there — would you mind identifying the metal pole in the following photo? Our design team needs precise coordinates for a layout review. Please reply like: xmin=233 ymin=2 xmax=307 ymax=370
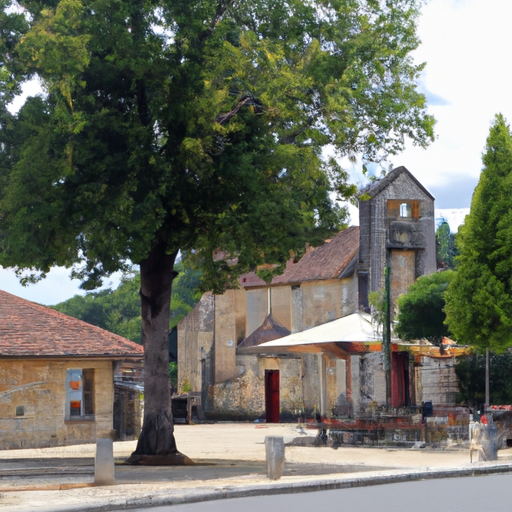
xmin=485 ymin=347 xmax=490 ymax=409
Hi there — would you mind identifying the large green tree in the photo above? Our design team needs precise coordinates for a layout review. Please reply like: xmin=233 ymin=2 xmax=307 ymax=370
xmin=445 ymin=114 xmax=512 ymax=353
xmin=436 ymin=220 xmax=457 ymax=269
xmin=395 ymin=270 xmax=454 ymax=343
xmin=0 ymin=0 xmax=434 ymax=461
xmin=445 ymin=114 xmax=512 ymax=407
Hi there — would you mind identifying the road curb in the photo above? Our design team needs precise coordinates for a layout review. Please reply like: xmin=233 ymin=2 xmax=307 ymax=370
xmin=68 ymin=462 xmax=512 ymax=512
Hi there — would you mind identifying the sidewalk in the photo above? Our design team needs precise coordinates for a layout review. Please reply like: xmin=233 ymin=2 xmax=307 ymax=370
xmin=1 ymin=423 xmax=512 ymax=512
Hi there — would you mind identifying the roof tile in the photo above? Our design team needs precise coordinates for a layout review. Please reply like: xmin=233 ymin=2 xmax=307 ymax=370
xmin=0 ymin=290 xmax=143 ymax=358
xmin=240 ymin=226 xmax=360 ymax=288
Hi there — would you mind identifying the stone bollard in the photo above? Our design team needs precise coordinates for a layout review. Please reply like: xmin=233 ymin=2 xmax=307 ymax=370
xmin=265 ymin=436 xmax=285 ymax=480
xmin=94 ymin=438 xmax=115 ymax=486
xmin=480 ymin=425 xmax=498 ymax=461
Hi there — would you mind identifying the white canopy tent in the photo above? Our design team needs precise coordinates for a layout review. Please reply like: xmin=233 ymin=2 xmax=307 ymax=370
xmin=261 ymin=312 xmax=380 ymax=347
xmin=239 ymin=313 xmax=389 ymax=356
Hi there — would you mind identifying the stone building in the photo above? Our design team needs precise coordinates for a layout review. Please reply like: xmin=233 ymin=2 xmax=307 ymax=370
xmin=178 ymin=226 xmax=360 ymax=420
xmin=0 ymin=290 xmax=143 ymax=450
xmin=358 ymin=165 xmax=437 ymax=312
xmin=357 ymin=166 xmax=438 ymax=409
xmin=178 ymin=166 xmax=452 ymax=421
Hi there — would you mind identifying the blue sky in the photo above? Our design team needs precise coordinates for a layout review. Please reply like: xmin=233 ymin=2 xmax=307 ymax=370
xmin=0 ymin=0 xmax=507 ymax=304
xmin=387 ymin=0 xmax=512 ymax=209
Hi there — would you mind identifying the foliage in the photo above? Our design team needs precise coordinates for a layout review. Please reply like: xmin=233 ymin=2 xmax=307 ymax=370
xmin=52 ymin=263 xmax=202 ymax=343
xmin=0 ymin=0 xmax=434 ymax=291
xmin=435 ymin=220 xmax=457 ymax=269
xmin=445 ymin=114 xmax=512 ymax=352
xmin=169 ymin=362 xmax=178 ymax=389
xmin=456 ymin=352 xmax=512 ymax=406
xmin=0 ymin=0 xmax=435 ymax=454
xmin=368 ymin=289 xmax=386 ymax=333
xmin=395 ymin=270 xmax=455 ymax=343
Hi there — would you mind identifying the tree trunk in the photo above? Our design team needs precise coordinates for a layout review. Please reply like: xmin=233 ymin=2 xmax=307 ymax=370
xmin=126 ymin=243 xmax=193 ymax=465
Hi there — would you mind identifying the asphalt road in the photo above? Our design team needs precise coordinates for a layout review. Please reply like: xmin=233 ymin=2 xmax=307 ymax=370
xmin=127 ymin=473 xmax=512 ymax=512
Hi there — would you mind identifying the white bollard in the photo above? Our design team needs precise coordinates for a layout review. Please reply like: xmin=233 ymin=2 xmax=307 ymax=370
xmin=265 ymin=436 xmax=285 ymax=480
xmin=94 ymin=438 xmax=115 ymax=485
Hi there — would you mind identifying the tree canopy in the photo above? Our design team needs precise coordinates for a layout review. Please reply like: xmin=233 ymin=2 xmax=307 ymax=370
xmin=0 ymin=0 xmax=434 ymax=288
xmin=456 ymin=352 xmax=512 ymax=407
xmin=445 ymin=114 xmax=512 ymax=353
xmin=0 ymin=0 xmax=434 ymax=461
xmin=395 ymin=270 xmax=454 ymax=343
xmin=52 ymin=263 xmax=202 ymax=343
xmin=436 ymin=220 xmax=457 ymax=269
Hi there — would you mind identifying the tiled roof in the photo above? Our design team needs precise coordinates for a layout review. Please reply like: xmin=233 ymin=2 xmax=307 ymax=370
xmin=0 ymin=290 xmax=144 ymax=358
xmin=237 ymin=314 xmax=291 ymax=354
xmin=240 ymin=226 xmax=360 ymax=288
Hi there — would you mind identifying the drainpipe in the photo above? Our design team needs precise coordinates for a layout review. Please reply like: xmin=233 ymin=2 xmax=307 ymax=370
xmin=384 ymin=250 xmax=392 ymax=407
xmin=319 ymin=354 xmax=327 ymax=417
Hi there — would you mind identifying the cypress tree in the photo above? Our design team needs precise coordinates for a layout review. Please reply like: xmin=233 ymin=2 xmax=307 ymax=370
xmin=445 ymin=114 xmax=512 ymax=353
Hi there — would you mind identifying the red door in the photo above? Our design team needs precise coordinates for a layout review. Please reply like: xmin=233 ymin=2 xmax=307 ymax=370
xmin=391 ymin=352 xmax=410 ymax=408
xmin=265 ymin=370 xmax=280 ymax=423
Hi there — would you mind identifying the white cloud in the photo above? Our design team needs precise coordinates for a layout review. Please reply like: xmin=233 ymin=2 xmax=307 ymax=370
xmin=435 ymin=208 xmax=470 ymax=233
xmin=395 ymin=0 xmax=512 ymax=196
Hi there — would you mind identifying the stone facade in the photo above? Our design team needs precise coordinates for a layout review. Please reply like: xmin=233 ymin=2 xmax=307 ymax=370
xmin=178 ymin=272 xmax=359 ymax=420
xmin=350 ymin=352 xmax=387 ymax=415
xmin=0 ymin=359 xmax=114 ymax=450
xmin=358 ymin=166 xmax=437 ymax=312
xmin=415 ymin=356 xmax=459 ymax=405
xmin=178 ymin=167 xmax=458 ymax=421
xmin=0 ymin=289 xmax=144 ymax=450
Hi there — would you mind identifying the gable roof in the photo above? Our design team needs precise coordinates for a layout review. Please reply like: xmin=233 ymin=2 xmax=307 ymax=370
xmin=0 ymin=290 xmax=143 ymax=358
xmin=240 ymin=226 xmax=360 ymax=288
xmin=237 ymin=314 xmax=291 ymax=354
xmin=362 ymin=166 xmax=435 ymax=200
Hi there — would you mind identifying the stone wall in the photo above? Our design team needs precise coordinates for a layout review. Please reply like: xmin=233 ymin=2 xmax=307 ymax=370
xmin=288 ymin=275 xmax=358 ymax=333
xmin=358 ymin=169 xmax=437 ymax=310
xmin=208 ymin=355 xmax=304 ymax=421
xmin=214 ymin=289 xmax=246 ymax=384
xmin=350 ymin=353 xmax=386 ymax=415
xmin=246 ymin=288 xmax=268 ymax=337
xmin=177 ymin=293 xmax=215 ymax=395
xmin=416 ymin=356 xmax=459 ymax=405
xmin=246 ymin=286 xmax=292 ymax=336
xmin=0 ymin=358 xmax=114 ymax=450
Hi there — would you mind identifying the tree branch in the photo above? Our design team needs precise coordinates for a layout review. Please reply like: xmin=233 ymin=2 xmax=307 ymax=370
xmin=199 ymin=0 xmax=236 ymax=42
xmin=215 ymin=94 xmax=262 ymax=125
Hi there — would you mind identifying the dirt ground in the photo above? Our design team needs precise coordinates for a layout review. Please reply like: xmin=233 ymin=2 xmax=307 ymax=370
xmin=1 ymin=423 xmax=512 ymax=512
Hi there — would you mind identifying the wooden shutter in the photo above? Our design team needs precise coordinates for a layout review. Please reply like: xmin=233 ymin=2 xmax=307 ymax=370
xmin=411 ymin=200 xmax=420 ymax=219
xmin=387 ymin=200 xmax=400 ymax=218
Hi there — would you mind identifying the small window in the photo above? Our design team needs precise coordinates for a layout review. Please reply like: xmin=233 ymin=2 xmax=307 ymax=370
xmin=66 ymin=369 xmax=94 ymax=419
xmin=387 ymin=199 xmax=420 ymax=219
xmin=400 ymin=202 xmax=411 ymax=218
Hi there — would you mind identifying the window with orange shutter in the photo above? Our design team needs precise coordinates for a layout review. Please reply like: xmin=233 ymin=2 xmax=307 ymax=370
xmin=65 ymin=369 xmax=95 ymax=419
xmin=387 ymin=200 xmax=419 ymax=219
